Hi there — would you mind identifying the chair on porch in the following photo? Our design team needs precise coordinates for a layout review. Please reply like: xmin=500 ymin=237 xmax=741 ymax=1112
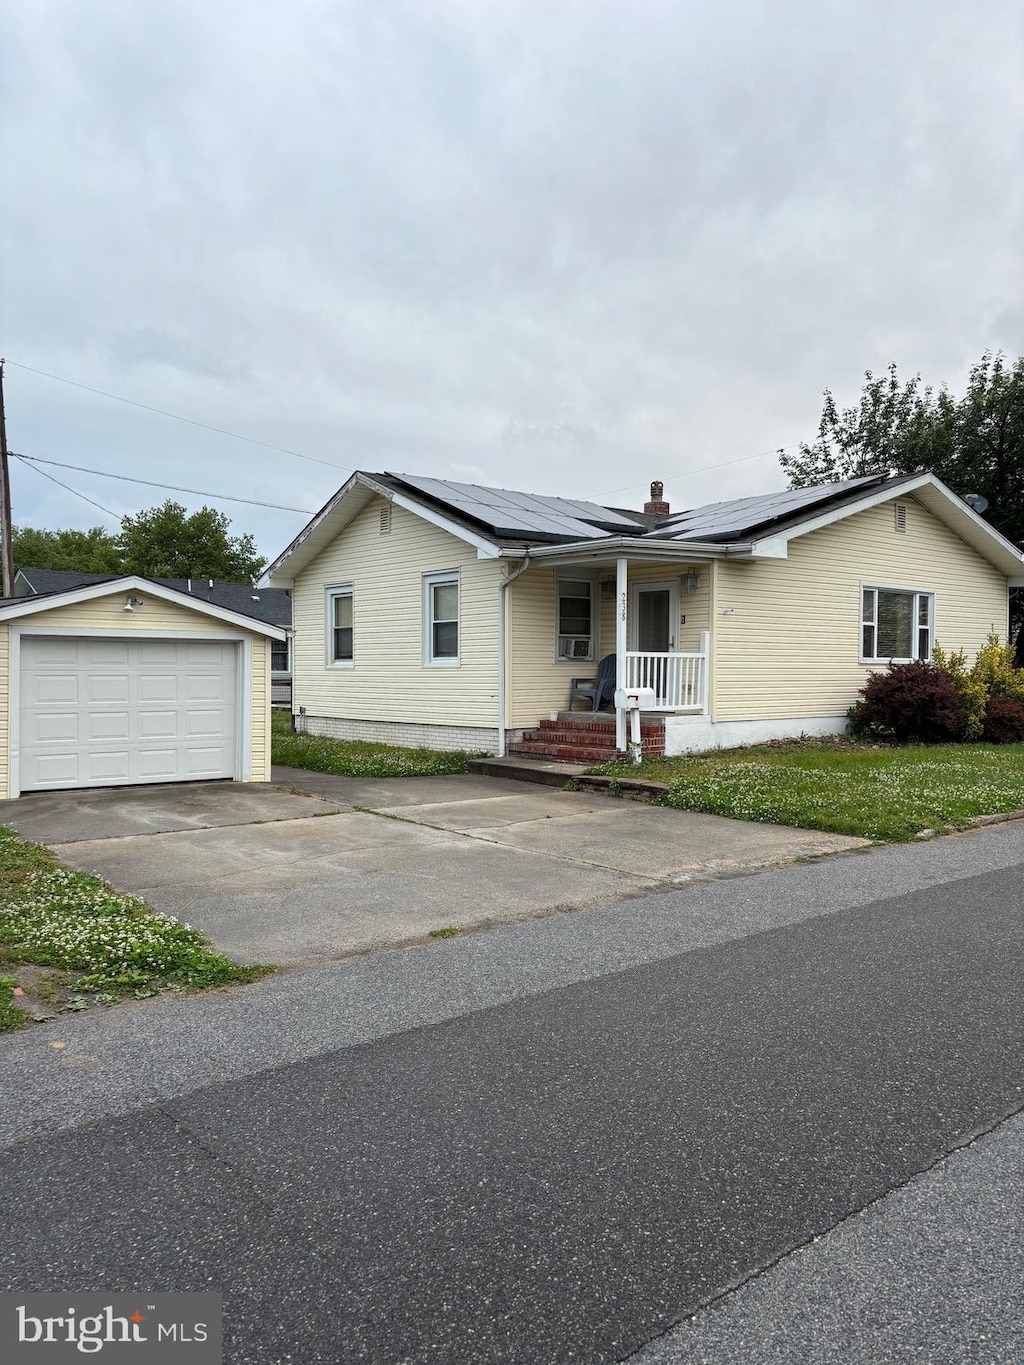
xmin=569 ymin=653 xmax=617 ymax=711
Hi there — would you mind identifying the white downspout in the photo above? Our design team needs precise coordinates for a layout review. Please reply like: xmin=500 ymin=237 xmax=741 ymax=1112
xmin=497 ymin=553 xmax=531 ymax=757
xmin=615 ymin=555 xmax=628 ymax=752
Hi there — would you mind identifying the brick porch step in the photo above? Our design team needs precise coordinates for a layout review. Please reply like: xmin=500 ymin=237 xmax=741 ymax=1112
xmin=531 ymin=726 xmax=664 ymax=745
xmin=505 ymin=712 xmax=666 ymax=764
xmin=508 ymin=741 xmax=623 ymax=763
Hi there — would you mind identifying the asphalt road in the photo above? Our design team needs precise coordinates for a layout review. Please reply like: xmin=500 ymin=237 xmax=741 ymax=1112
xmin=2 ymin=828 xmax=1023 ymax=1363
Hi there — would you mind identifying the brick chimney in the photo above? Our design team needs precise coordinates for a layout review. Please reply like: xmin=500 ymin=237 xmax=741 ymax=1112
xmin=644 ymin=480 xmax=670 ymax=516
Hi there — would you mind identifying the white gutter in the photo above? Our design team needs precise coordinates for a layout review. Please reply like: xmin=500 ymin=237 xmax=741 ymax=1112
xmin=497 ymin=538 xmax=756 ymax=563
xmin=496 ymin=552 xmax=531 ymax=757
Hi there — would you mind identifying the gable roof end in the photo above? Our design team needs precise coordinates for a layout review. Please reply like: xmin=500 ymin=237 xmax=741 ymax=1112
xmin=259 ymin=472 xmax=504 ymax=587
xmin=747 ymin=472 xmax=1024 ymax=576
xmin=0 ymin=576 xmax=287 ymax=638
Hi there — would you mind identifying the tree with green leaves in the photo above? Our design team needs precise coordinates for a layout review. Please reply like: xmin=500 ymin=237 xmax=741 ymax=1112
xmin=117 ymin=501 xmax=266 ymax=581
xmin=12 ymin=524 xmax=123 ymax=574
xmin=780 ymin=352 xmax=1024 ymax=549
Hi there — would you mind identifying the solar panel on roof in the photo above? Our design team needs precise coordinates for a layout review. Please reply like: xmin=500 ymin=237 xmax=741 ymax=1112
xmin=650 ymin=476 xmax=882 ymax=540
xmin=389 ymin=473 xmax=641 ymax=538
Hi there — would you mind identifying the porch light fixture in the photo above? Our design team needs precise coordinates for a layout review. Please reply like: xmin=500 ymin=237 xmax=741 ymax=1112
xmin=679 ymin=571 xmax=700 ymax=594
xmin=123 ymin=595 xmax=144 ymax=612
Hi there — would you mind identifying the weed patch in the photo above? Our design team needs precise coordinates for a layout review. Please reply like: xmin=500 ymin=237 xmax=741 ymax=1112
xmin=273 ymin=711 xmax=480 ymax=777
xmin=588 ymin=741 xmax=1024 ymax=842
xmin=0 ymin=826 xmax=270 ymax=1029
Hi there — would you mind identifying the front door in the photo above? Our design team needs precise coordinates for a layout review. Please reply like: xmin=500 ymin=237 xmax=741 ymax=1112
xmin=635 ymin=585 xmax=674 ymax=652
xmin=630 ymin=582 xmax=677 ymax=705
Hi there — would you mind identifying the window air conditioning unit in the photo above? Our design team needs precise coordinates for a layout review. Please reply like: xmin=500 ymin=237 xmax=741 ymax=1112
xmin=559 ymin=637 xmax=592 ymax=659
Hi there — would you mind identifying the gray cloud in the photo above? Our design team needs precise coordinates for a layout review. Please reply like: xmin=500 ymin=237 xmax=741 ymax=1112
xmin=2 ymin=0 xmax=1021 ymax=554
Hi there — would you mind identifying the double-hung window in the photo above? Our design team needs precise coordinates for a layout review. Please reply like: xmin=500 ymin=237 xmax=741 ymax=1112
xmin=861 ymin=586 xmax=933 ymax=662
xmin=326 ymin=586 xmax=354 ymax=666
xmin=424 ymin=571 xmax=459 ymax=665
xmin=271 ymin=637 xmax=290 ymax=673
xmin=556 ymin=577 xmax=595 ymax=660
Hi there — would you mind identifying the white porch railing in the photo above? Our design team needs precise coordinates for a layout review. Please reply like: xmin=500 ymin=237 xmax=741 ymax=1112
xmin=624 ymin=648 xmax=706 ymax=712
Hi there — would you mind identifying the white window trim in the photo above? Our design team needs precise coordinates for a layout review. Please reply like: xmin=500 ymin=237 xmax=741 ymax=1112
xmin=423 ymin=570 xmax=461 ymax=667
xmin=325 ymin=584 xmax=354 ymax=669
xmin=859 ymin=582 xmax=935 ymax=665
xmin=271 ymin=634 xmax=291 ymax=675
xmin=554 ymin=573 xmax=598 ymax=664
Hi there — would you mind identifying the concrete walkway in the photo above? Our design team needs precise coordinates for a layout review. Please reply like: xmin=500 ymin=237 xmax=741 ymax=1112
xmin=2 ymin=769 xmax=866 ymax=965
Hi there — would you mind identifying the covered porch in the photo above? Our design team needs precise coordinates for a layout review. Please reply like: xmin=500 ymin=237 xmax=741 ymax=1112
xmin=502 ymin=550 xmax=716 ymax=760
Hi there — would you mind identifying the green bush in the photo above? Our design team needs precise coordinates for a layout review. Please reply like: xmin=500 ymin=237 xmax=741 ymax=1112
xmin=981 ymin=696 xmax=1024 ymax=744
xmin=933 ymin=632 xmax=1024 ymax=740
xmin=848 ymin=661 xmax=967 ymax=743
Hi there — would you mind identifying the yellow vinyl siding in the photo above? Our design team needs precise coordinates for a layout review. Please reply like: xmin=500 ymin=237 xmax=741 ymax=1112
xmin=712 ymin=496 xmax=1009 ymax=721
xmin=507 ymin=562 xmax=711 ymax=728
xmin=31 ymin=597 xmax=245 ymax=633
xmin=506 ymin=566 xmax=565 ymax=728
xmin=0 ymin=624 xmax=9 ymax=799
xmin=0 ymin=591 xmax=274 ymax=796
xmin=250 ymin=635 xmax=272 ymax=782
xmin=291 ymin=499 xmax=503 ymax=726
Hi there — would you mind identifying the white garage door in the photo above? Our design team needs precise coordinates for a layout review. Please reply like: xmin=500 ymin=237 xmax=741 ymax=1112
xmin=19 ymin=636 xmax=239 ymax=792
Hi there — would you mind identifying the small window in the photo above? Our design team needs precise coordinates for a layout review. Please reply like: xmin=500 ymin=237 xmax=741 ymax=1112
xmin=424 ymin=571 xmax=459 ymax=666
xmin=326 ymin=586 xmax=354 ymax=666
xmin=861 ymin=587 xmax=932 ymax=662
xmin=557 ymin=577 xmax=595 ymax=660
xmin=271 ymin=638 xmax=290 ymax=673
xmin=894 ymin=503 xmax=907 ymax=533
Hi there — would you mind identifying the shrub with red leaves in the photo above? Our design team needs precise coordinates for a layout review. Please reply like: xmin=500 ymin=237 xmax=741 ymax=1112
xmin=849 ymin=660 xmax=968 ymax=743
xmin=981 ymin=696 xmax=1024 ymax=744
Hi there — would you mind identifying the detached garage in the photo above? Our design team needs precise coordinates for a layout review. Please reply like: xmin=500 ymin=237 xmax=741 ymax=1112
xmin=0 ymin=576 xmax=285 ymax=800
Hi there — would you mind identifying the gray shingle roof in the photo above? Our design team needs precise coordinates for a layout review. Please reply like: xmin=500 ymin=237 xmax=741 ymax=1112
xmin=14 ymin=568 xmax=291 ymax=627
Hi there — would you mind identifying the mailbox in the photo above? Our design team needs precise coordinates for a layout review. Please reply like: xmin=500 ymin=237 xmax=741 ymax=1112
xmin=614 ymin=687 xmax=656 ymax=710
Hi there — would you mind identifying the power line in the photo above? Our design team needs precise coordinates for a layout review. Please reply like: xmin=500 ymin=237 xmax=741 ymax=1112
xmin=11 ymin=453 xmax=316 ymax=515
xmin=5 ymin=360 xmax=355 ymax=474
xmin=592 ymin=443 xmax=801 ymax=502
xmin=12 ymin=455 xmax=122 ymax=521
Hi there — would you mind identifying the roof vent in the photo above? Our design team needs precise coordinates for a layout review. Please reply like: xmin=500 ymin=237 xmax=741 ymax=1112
xmin=644 ymin=480 xmax=670 ymax=516
xmin=894 ymin=503 xmax=907 ymax=533
xmin=380 ymin=505 xmax=392 ymax=534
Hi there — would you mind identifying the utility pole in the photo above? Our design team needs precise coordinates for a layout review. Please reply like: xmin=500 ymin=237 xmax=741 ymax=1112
xmin=0 ymin=360 xmax=13 ymax=598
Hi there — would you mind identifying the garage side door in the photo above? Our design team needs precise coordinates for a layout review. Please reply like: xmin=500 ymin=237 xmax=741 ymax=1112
xmin=19 ymin=636 xmax=239 ymax=792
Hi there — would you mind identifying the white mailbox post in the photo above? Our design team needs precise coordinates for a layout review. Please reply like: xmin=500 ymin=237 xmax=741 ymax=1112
xmin=614 ymin=686 xmax=656 ymax=764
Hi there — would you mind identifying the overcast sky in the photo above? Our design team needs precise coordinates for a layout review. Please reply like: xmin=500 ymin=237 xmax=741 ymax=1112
xmin=2 ymin=0 xmax=1022 ymax=561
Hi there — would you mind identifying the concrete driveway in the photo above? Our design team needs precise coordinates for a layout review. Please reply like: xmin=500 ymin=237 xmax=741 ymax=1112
xmin=1 ymin=768 xmax=866 ymax=965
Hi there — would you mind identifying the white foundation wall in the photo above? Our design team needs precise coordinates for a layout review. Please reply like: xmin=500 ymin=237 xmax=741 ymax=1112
xmin=664 ymin=714 xmax=848 ymax=755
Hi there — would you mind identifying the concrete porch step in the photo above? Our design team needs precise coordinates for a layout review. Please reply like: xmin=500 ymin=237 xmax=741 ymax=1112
xmin=465 ymin=756 xmax=591 ymax=787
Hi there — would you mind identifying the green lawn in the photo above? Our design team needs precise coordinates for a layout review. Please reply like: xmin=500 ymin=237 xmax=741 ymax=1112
xmin=0 ymin=826 xmax=269 ymax=1030
xmin=271 ymin=710 xmax=480 ymax=777
xmin=588 ymin=740 xmax=1024 ymax=842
